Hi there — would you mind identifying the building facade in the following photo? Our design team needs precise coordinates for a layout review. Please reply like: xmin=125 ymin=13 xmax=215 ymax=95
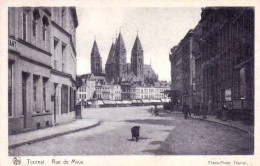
xmin=77 ymin=79 xmax=95 ymax=102
xmin=8 ymin=7 xmax=78 ymax=135
xmin=197 ymin=7 xmax=254 ymax=114
xmin=170 ymin=7 xmax=254 ymax=116
xmin=130 ymin=86 xmax=170 ymax=100
xmin=169 ymin=29 xmax=198 ymax=109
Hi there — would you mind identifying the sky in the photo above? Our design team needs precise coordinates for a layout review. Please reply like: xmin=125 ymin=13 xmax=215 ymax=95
xmin=76 ymin=8 xmax=202 ymax=81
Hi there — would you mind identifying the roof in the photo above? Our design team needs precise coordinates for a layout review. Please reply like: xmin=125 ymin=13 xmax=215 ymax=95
xmin=132 ymin=35 xmax=143 ymax=51
xmin=115 ymin=32 xmax=126 ymax=50
xmin=126 ymin=71 xmax=137 ymax=83
xmin=144 ymin=64 xmax=157 ymax=77
xmin=106 ymin=43 xmax=115 ymax=65
xmin=91 ymin=40 xmax=100 ymax=57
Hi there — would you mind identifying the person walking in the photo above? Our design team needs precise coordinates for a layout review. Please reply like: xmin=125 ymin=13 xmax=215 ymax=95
xmin=154 ymin=104 xmax=159 ymax=116
xmin=183 ymin=104 xmax=188 ymax=119
xmin=222 ymin=103 xmax=227 ymax=121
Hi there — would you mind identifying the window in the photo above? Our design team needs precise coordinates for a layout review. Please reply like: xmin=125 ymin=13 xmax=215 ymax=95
xmin=54 ymin=38 xmax=59 ymax=69
xmin=32 ymin=9 xmax=40 ymax=37
xmin=240 ymin=67 xmax=246 ymax=99
xmin=22 ymin=13 xmax=26 ymax=40
xmin=22 ymin=72 xmax=29 ymax=118
xmin=8 ymin=61 xmax=13 ymax=116
xmin=61 ymin=85 xmax=68 ymax=114
xmin=62 ymin=43 xmax=66 ymax=72
xmin=33 ymin=21 xmax=37 ymax=37
xmin=42 ymin=26 xmax=46 ymax=41
xmin=42 ymin=16 xmax=49 ymax=41
xmin=62 ymin=8 xmax=66 ymax=28
xmin=33 ymin=75 xmax=40 ymax=112
xmin=43 ymin=77 xmax=48 ymax=111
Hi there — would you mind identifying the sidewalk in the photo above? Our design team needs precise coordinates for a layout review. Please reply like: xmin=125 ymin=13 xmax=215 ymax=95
xmin=9 ymin=119 xmax=101 ymax=149
xmin=163 ymin=110 xmax=254 ymax=136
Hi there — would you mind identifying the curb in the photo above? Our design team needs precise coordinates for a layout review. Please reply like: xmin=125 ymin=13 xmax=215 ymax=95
xmin=163 ymin=110 xmax=254 ymax=137
xmin=9 ymin=120 xmax=102 ymax=149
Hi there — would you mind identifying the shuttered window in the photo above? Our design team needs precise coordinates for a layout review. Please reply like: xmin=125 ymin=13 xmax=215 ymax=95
xmin=70 ymin=87 xmax=75 ymax=112
xmin=61 ymin=85 xmax=68 ymax=114
xmin=8 ymin=61 xmax=13 ymax=116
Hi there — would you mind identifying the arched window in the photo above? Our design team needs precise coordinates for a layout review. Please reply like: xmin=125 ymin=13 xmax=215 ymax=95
xmin=32 ymin=8 xmax=40 ymax=37
xmin=42 ymin=16 xmax=49 ymax=41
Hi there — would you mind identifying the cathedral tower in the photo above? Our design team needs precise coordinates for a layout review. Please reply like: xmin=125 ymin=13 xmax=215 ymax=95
xmin=105 ymin=42 xmax=115 ymax=82
xmin=114 ymin=32 xmax=127 ymax=82
xmin=131 ymin=34 xmax=144 ymax=83
xmin=91 ymin=40 xmax=102 ymax=75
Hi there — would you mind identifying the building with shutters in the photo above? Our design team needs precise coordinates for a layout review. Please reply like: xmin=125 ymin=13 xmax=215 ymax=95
xmin=8 ymin=7 xmax=78 ymax=135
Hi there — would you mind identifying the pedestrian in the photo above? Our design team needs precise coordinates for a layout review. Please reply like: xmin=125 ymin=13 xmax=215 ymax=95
xmin=202 ymin=104 xmax=207 ymax=119
xmin=187 ymin=105 xmax=191 ymax=117
xmin=154 ymin=104 xmax=159 ymax=116
xmin=150 ymin=107 xmax=154 ymax=116
xmin=222 ymin=103 xmax=227 ymax=121
xmin=183 ymin=104 xmax=188 ymax=119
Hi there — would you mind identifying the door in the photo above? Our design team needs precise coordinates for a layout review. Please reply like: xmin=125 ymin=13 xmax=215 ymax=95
xmin=22 ymin=73 xmax=28 ymax=128
xmin=54 ymin=83 xmax=58 ymax=123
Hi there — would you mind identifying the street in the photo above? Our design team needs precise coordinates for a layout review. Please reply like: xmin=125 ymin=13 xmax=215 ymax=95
xmin=9 ymin=106 xmax=253 ymax=155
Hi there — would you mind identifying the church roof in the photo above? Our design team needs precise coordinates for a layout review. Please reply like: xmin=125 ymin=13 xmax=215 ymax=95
xmin=91 ymin=40 xmax=100 ymax=56
xmin=144 ymin=64 xmax=157 ymax=77
xmin=132 ymin=35 xmax=143 ymax=51
xmin=126 ymin=71 xmax=138 ymax=83
xmin=106 ymin=43 xmax=115 ymax=65
xmin=115 ymin=32 xmax=126 ymax=50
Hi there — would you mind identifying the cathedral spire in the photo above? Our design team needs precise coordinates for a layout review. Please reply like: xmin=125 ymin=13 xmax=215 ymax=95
xmin=91 ymin=40 xmax=102 ymax=75
xmin=131 ymin=34 xmax=144 ymax=83
xmin=91 ymin=40 xmax=100 ymax=55
xmin=106 ymin=43 xmax=115 ymax=65
xmin=132 ymin=34 xmax=143 ymax=51
xmin=116 ymin=31 xmax=126 ymax=50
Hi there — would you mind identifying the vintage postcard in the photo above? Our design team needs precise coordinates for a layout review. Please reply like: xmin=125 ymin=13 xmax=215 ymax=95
xmin=0 ymin=0 xmax=259 ymax=166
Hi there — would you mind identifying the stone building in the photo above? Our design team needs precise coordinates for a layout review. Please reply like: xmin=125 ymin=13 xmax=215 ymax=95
xmin=8 ymin=7 xmax=78 ymax=134
xmin=130 ymin=86 xmax=170 ymax=100
xmin=131 ymin=35 xmax=144 ymax=83
xmin=196 ymin=7 xmax=254 ymax=114
xmin=91 ymin=40 xmax=102 ymax=75
xmin=105 ymin=33 xmax=156 ymax=85
xmin=169 ymin=29 xmax=198 ymax=109
xmin=77 ymin=79 xmax=95 ymax=102
xmin=170 ymin=7 xmax=254 ymax=116
xmin=121 ymin=83 xmax=132 ymax=100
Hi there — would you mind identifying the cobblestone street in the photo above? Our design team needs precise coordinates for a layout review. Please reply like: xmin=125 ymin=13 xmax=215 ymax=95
xmin=9 ymin=106 xmax=253 ymax=155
